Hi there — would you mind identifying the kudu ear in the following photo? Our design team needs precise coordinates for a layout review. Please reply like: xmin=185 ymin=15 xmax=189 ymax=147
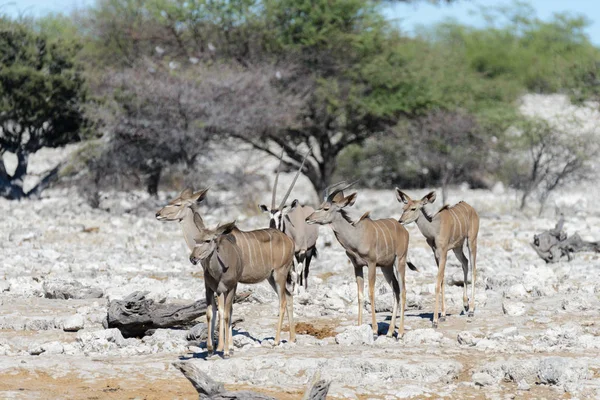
xmin=395 ymin=188 xmax=410 ymax=204
xmin=422 ymin=191 xmax=437 ymax=204
xmin=331 ymin=191 xmax=345 ymax=203
xmin=342 ymin=192 xmax=358 ymax=208
xmin=191 ymin=188 xmax=209 ymax=203
xmin=216 ymin=221 xmax=236 ymax=236
xmin=180 ymin=188 xmax=193 ymax=199
xmin=259 ymin=204 xmax=269 ymax=213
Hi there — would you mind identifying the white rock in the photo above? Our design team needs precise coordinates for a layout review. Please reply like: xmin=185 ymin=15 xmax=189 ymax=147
xmin=502 ymin=301 xmax=527 ymax=316
xmin=41 ymin=341 xmax=64 ymax=355
xmin=457 ymin=331 xmax=481 ymax=346
xmin=232 ymin=334 xmax=256 ymax=348
xmin=561 ymin=296 xmax=592 ymax=312
xmin=517 ymin=379 xmax=530 ymax=391
xmin=472 ymin=372 xmax=495 ymax=387
xmin=62 ymin=314 xmax=85 ymax=332
xmin=335 ymin=325 xmax=374 ymax=346
xmin=403 ymin=329 xmax=443 ymax=346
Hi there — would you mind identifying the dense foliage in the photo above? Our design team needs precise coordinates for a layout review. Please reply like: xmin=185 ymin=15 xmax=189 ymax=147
xmin=0 ymin=17 xmax=87 ymax=199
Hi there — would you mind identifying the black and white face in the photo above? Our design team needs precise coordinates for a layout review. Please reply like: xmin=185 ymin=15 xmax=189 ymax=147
xmin=259 ymin=200 xmax=299 ymax=230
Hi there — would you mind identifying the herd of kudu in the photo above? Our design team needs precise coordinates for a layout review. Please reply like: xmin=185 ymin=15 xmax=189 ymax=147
xmin=155 ymin=150 xmax=480 ymax=358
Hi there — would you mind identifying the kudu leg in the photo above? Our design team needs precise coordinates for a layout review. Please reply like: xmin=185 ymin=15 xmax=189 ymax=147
xmin=381 ymin=266 xmax=400 ymax=338
xmin=433 ymin=250 xmax=448 ymax=328
xmin=205 ymin=287 xmax=216 ymax=355
xmin=353 ymin=263 xmax=365 ymax=326
xmin=467 ymin=238 xmax=478 ymax=318
xmin=223 ymin=289 xmax=235 ymax=358
xmin=286 ymin=291 xmax=296 ymax=343
xmin=398 ymin=254 xmax=407 ymax=337
xmin=267 ymin=276 xmax=285 ymax=345
xmin=216 ymin=294 xmax=226 ymax=353
xmin=452 ymin=247 xmax=470 ymax=313
xmin=368 ymin=263 xmax=378 ymax=336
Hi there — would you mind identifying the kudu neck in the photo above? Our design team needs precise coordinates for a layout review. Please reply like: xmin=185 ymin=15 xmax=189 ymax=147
xmin=414 ymin=208 xmax=437 ymax=240
xmin=180 ymin=206 xmax=204 ymax=251
xmin=330 ymin=211 xmax=363 ymax=249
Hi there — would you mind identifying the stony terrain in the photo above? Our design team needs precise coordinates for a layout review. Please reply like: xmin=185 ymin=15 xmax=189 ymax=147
xmin=1 ymin=94 xmax=600 ymax=399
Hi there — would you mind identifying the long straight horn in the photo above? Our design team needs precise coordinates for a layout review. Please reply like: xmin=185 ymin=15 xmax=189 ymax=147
xmin=278 ymin=147 xmax=312 ymax=210
xmin=272 ymin=149 xmax=285 ymax=209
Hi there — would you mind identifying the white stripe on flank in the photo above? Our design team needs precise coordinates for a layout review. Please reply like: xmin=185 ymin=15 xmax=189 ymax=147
xmin=267 ymin=230 xmax=273 ymax=265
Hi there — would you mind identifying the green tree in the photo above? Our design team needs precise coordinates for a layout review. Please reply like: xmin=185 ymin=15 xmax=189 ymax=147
xmin=0 ymin=19 xmax=87 ymax=199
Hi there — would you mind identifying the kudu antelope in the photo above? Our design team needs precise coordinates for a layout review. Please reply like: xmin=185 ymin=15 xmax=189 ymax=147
xmin=156 ymin=189 xmax=296 ymax=345
xmin=305 ymin=182 xmax=417 ymax=338
xmin=259 ymin=150 xmax=318 ymax=290
xmin=395 ymin=189 xmax=479 ymax=328
xmin=189 ymin=221 xmax=242 ymax=358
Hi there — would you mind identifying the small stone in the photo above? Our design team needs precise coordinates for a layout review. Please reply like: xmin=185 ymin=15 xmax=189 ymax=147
xmin=457 ymin=331 xmax=479 ymax=346
xmin=42 ymin=341 xmax=64 ymax=355
xmin=403 ymin=328 xmax=443 ymax=346
xmin=28 ymin=344 xmax=44 ymax=355
xmin=62 ymin=314 xmax=85 ymax=332
xmin=335 ymin=325 xmax=375 ymax=346
xmin=502 ymin=301 xmax=527 ymax=316
xmin=232 ymin=334 xmax=256 ymax=348
xmin=472 ymin=372 xmax=495 ymax=387
xmin=517 ymin=380 xmax=530 ymax=391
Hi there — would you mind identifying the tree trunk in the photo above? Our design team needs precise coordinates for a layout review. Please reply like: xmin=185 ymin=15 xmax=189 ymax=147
xmin=531 ymin=217 xmax=600 ymax=263
xmin=105 ymin=291 xmax=251 ymax=338
xmin=0 ymin=151 xmax=27 ymax=200
xmin=146 ymin=166 xmax=162 ymax=197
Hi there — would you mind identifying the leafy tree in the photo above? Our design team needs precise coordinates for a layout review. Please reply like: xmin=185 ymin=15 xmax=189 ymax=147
xmin=506 ymin=118 xmax=598 ymax=214
xmin=0 ymin=19 xmax=87 ymax=199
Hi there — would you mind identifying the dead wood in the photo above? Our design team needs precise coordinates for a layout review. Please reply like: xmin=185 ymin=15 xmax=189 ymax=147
xmin=173 ymin=361 xmax=331 ymax=400
xmin=106 ymin=291 xmax=250 ymax=338
xmin=531 ymin=216 xmax=600 ymax=263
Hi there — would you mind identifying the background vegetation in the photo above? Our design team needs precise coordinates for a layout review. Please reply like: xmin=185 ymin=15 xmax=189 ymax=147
xmin=1 ymin=0 xmax=599 ymax=211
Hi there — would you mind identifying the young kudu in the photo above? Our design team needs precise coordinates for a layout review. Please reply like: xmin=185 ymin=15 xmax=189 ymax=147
xmin=305 ymin=183 xmax=417 ymax=338
xmin=188 ymin=221 xmax=242 ymax=358
xmin=395 ymin=189 xmax=479 ymax=328
xmin=156 ymin=189 xmax=296 ymax=346
xmin=259 ymin=150 xmax=319 ymax=290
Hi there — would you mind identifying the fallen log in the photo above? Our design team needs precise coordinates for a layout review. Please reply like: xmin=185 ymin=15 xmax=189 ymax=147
xmin=105 ymin=291 xmax=251 ymax=338
xmin=173 ymin=361 xmax=331 ymax=400
xmin=531 ymin=216 xmax=600 ymax=263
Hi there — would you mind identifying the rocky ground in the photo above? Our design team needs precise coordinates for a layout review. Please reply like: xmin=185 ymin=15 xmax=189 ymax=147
xmin=1 ymin=94 xmax=599 ymax=399
xmin=1 ymin=178 xmax=600 ymax=399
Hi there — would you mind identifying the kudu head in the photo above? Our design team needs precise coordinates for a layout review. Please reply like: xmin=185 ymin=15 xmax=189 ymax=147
xmin=189 ymin=221 xmax=237 ymax=265
xmin=396 ymin=188 xmax=436 ymax=224
xmin=305 ymin=181 xmax=358 ymax=225
xmin=259 ymin=148 xmax=311 ymax=230
xmin=156 ymin=187 xmax=209 ymax=222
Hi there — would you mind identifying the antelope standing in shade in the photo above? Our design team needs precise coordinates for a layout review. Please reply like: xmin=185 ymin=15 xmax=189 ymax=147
xmin=189 ymin=221 xmax=242 ymax=358
xmin=259 ymin=150 xmax=319 ymax=290
xmin=395 ymin=189 xmax=479 ymax=328
xmin=305 ymin=182 xmax=417 ymax=338
xmin=156 ymin=189 xmax=296 ymax=345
